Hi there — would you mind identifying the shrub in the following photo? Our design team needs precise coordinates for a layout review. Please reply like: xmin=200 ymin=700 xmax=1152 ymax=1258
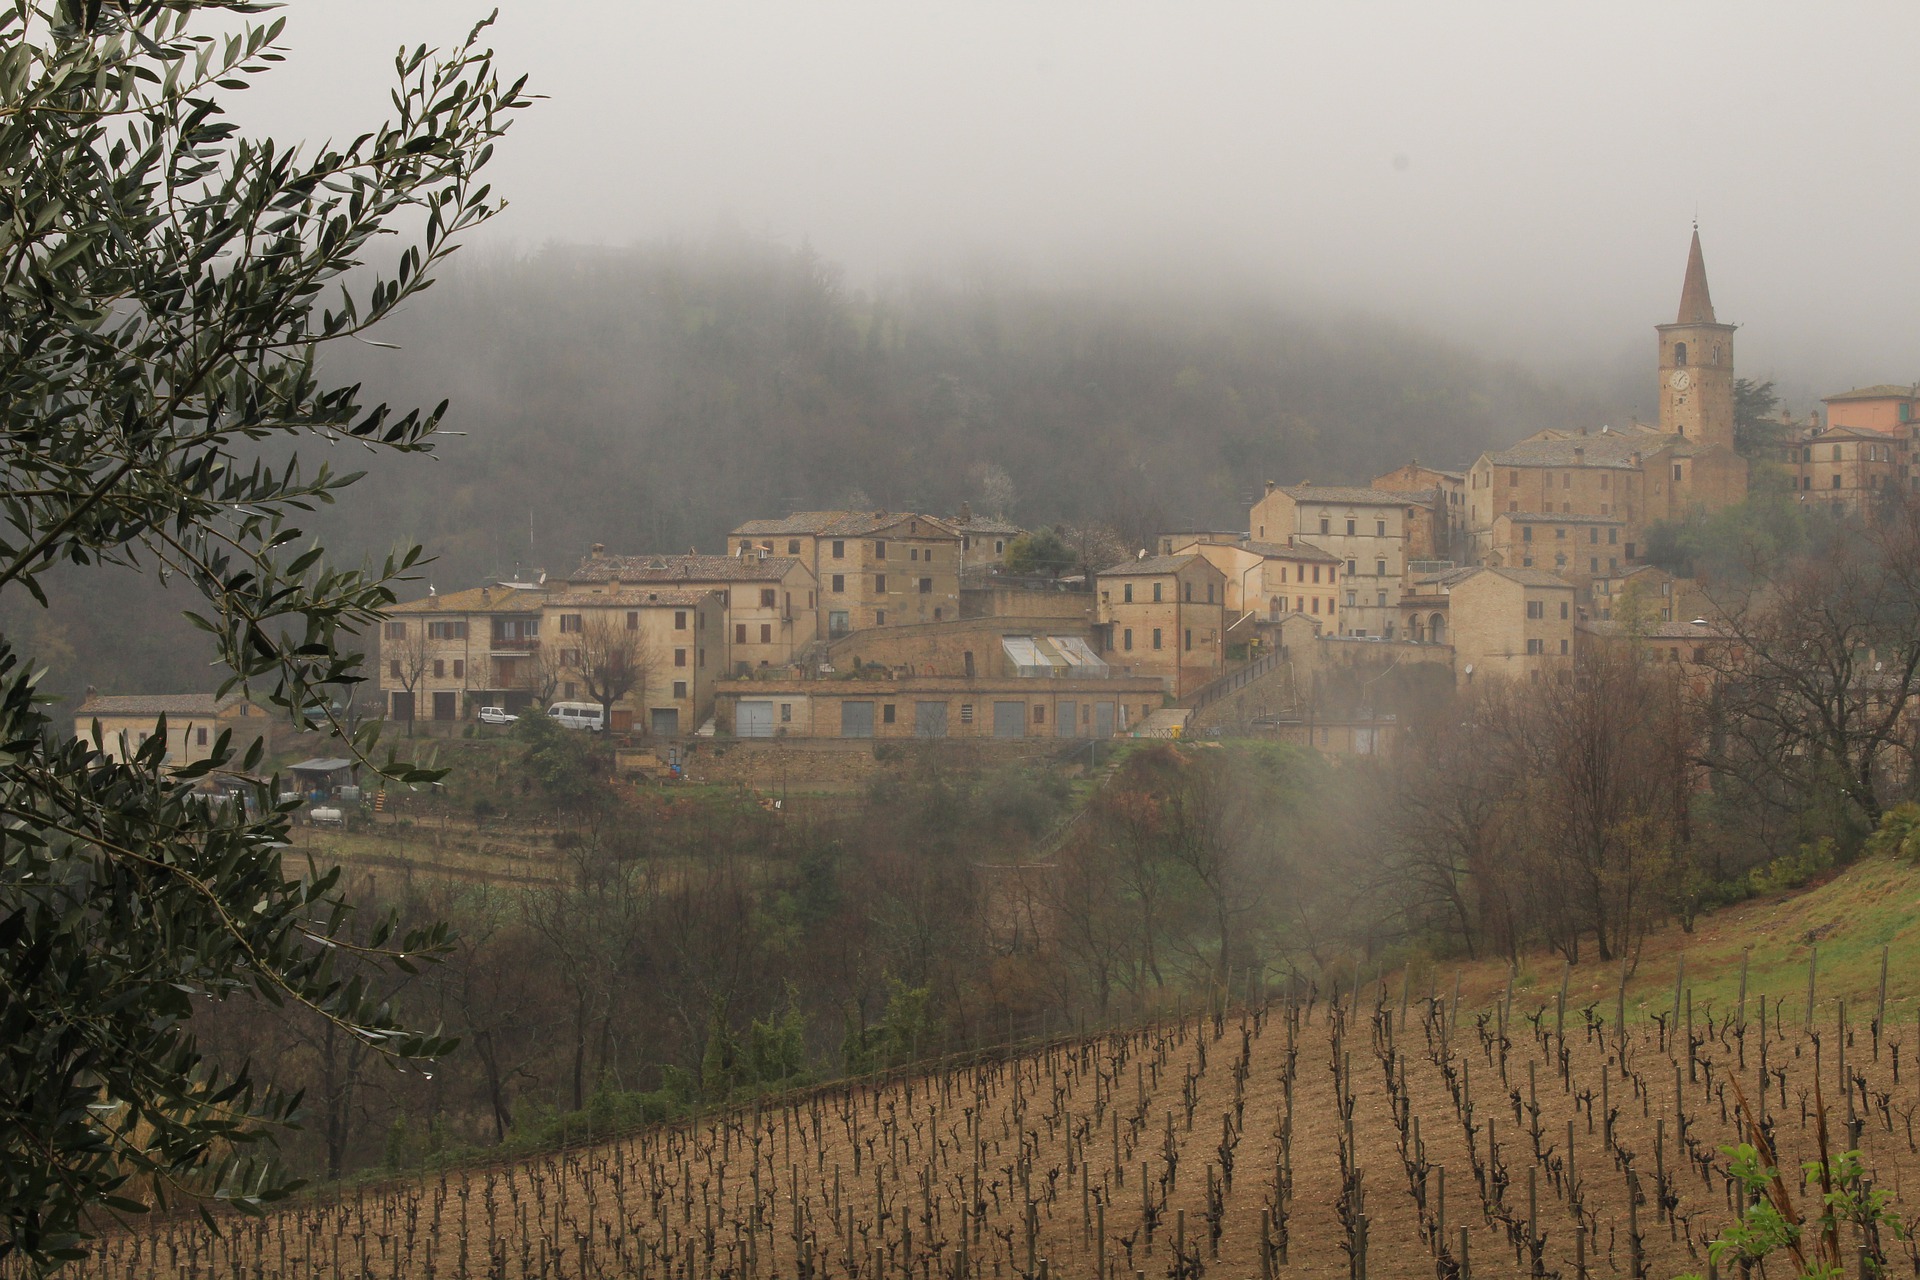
xmin=1864 ymin=802 xmax=1920 ymax=865
xmin=1749 ymin=838 xmax=1836 ymax=895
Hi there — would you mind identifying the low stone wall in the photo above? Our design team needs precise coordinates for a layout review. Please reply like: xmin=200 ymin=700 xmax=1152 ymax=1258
xmin=672 ymin=736 xmax=1067 ymax=790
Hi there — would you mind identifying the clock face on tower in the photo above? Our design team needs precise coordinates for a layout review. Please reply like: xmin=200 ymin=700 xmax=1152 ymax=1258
xmin=1669 ymin=369 xmax=1693 ymax=391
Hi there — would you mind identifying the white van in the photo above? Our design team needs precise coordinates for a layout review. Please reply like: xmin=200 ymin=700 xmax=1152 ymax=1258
xmin=547 ymin=702 xmax=605 ymax=732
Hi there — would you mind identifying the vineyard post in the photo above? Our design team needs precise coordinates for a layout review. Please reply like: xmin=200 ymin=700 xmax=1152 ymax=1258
xmin=1616 ymin=959 xmax=1628 ymax=1056
xmin=1558 ymin=961 xmax=1569 ymax=1052
xmin=1459 ymin=1225 xmax=1471 ymax=1280
xmin=1687 ymin=987 xmax=1697 ymax=1084
xmin=1671 ymin=955 xmax=1685 ymax=1056
xmin=1877 ymin=945 xmax=1890 ymax=1060
xmin=1806 ymin=945 xmax=1819 ymax=1031
xmin=1259 ymin=1208 xmax=1272 ymax=1280
xmin=1436 ymin=1164 xmax=1445 ymax=1250
xmin=1401 ymin=965 xmax=1411 ymax=1033
xmin=1840 ymin=999 xmax=1853 ymax=1127
xmin=1098 ymin=1201 xmax=1107 ymax=1280
xmin=1575 ymin=1223 xmax=1588 ymax=1280
xmin=1451 ymin=970 xmax=1462 ymax=1043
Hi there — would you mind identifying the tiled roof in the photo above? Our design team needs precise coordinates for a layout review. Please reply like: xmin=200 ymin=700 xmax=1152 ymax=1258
xmin=733 ymin=511 xmax=958 ymax=539
xmin=1804 ymin=423 xmax=1906 ymax=441
xmin=1823 ymin=384 xmax=1917 ymax=403
xmin=1674 ymin=228 xmax=1718 ymax=326
xmin=1485 ymin=567 xmax=1578 ymax=589
xmin=1274 ymin=484 xmax=1415 ymax=506
xmin=77 ymin=692 xmax=249 ymax=718
xmin=949 ymin=515 xmax=1025 ymax=536
xmin=544 ymin=588 xmax=715 ymax=608
xmin=1098 ymin=554 xmax=1209 ymax=576
xmin=573 ymin=553 xmax=803 ymax=583
xmin=389 ymin=585 xmax=545 ymax=613
xmin=1484 ymin=430 xmax=1678 ymax=469
xmin=1241 ymin=539 xmax=1342 ymax=563
xmin=1582 ymin=620 xmax=1722 ymax=640
xmin=1446 ymin=566 xmax=1575 ymax=591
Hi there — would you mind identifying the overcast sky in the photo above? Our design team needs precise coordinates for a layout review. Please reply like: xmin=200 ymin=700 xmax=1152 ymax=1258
xmin=237 ymin=2 xmax=1919 ymax=409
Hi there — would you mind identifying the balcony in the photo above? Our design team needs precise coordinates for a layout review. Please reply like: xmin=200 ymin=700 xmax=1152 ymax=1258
xmin=490 ymin=637 xmax=540 ymax=654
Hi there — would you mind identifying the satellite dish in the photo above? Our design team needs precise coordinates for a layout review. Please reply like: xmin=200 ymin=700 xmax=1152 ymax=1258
xmin=1463 ymin=663 xmax=1474 ymax=676
xmin=1691 ymin=618 xmax=1709 ymax=626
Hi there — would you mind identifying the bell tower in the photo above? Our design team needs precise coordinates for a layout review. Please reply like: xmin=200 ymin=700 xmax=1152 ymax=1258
xmin=1655 ymin=228 xmax=1736 ymax=449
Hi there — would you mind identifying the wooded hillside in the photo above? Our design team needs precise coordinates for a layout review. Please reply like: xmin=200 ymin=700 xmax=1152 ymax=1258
xmin=17 ymin=237 xmax=1620 ymax=704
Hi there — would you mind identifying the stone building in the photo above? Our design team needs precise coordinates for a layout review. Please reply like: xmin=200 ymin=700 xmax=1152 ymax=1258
xmin=714 ymin=675 xmax=1165 ymax=741
xmin=1464 ymin=229 xmax=1749 ymax=562
xmin=1247 ymin=482 xmax=1417 ymax=638
xmin=1443 ymin=566 xmax=1578 ymax=685
xmin=380 ymin=583 xmax=551 ymax=723
xmin=74 ymin=692 xmax=272 ymax=767
xmin=1822 ymin=384 xmax=1920 ymax=434
xmin=1487 ymin=512 xmax=1629 ymax=588
xmin=1163 ymin=534 xmax=1344 ymax=631
xmin=731 ymin=511 xmax=960 ymax=640
xmin=569 ymin=548 xmax=818 ymax=671
xmin=1780 ymin=423 xmax=1912 ymax=512
xmin=1372 ymin=462 xmax=1469 ymax=563
xmin=1094 ymin=554 xmax=1228 ymax=698
xmin=540 ymin=587 xmax=726 ymax=735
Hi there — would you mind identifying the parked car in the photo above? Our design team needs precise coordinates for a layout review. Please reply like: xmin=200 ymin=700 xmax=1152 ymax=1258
xmin=478 ymin=706 xmax=518 ymax=725
xmin=547 ymin=701 xmax=605 ymax=731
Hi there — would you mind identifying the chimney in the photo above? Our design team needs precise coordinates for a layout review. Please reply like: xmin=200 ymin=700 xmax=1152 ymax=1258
xmin=1574 ymin=446 xmax=1585 ymax=464
xmin=1298 ymin=479 xmax=1311 ymax=488
xmin=959 ymin=500 xmax=973 ymax=522
xmin=591 ymin=543 xmax=605 ymax=556
xmin=1264 ymin=480 xmax=1276 ymax=495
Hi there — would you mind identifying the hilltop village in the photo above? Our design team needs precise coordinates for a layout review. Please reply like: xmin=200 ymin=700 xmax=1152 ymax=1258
xmin=78 ymin=232 xmax=1910 ymax=764
xmin=314 ymin=231 xmax=1917 ymax=756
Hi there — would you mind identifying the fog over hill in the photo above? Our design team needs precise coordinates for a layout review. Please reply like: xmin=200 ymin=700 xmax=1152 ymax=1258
xmin=14 ymin=237 xmax=1644 ymax=705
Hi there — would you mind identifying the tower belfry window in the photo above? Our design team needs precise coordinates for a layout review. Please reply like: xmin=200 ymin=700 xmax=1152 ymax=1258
xmin=1674 ymin=342 xmax=1688 ymax=367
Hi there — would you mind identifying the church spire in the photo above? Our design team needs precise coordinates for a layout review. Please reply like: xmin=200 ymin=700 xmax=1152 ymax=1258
xmin=1676 ymin=226 xmax=1716 ymax=325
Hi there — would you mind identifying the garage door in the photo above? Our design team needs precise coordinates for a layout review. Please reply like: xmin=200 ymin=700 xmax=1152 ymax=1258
xmin=914 ymin=702 xmax=948 ymax=738
xmin=738 ymin=700 xmax=775 ymax=738
xmin=841 ymin=701 xmax=875 ymax=738
xmin=1057 ymin=700 xmax=1078 ymax=738
xmin=650 ymin=708 xmax=680 ymax=737
xmin=432 ymin=691 xmax=457 ymax=721
xmin=993 ymin=701 xmax=1026 ymax=738
xmin=1094 ymin=702 xmax=1115 ymax=738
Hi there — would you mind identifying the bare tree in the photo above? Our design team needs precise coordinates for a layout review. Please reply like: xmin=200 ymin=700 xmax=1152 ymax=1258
xmin=1382 ymin=687 xmax=1522 ymax=960
xmin=1700 ymin=503 xmax=1920 ymax=836
xmin=532 ymin=637 xmax=567 ymax=706
xmin=1504 ymin=646 xmax=1693 ymax=963
xmin=572 ymin=614 xmax=658 ymax=732
xmin=383 ymin=621 xmax=434 ymax=737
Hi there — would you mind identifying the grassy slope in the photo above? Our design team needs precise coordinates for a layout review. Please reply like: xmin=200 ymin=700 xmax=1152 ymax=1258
xmin=1415 ymin=856 xmax=1920 ymax=1029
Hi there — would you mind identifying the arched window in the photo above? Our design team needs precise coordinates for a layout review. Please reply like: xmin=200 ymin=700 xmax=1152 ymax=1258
xmin=1673 ymin=342 xmax=1688 ymax=367
xmin=1430 ymin=614 xmax=1446 ymax=645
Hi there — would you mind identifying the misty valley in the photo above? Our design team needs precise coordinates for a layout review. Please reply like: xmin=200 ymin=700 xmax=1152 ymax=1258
xmin=5 ymin=4 xmax=1920 ymax=1280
